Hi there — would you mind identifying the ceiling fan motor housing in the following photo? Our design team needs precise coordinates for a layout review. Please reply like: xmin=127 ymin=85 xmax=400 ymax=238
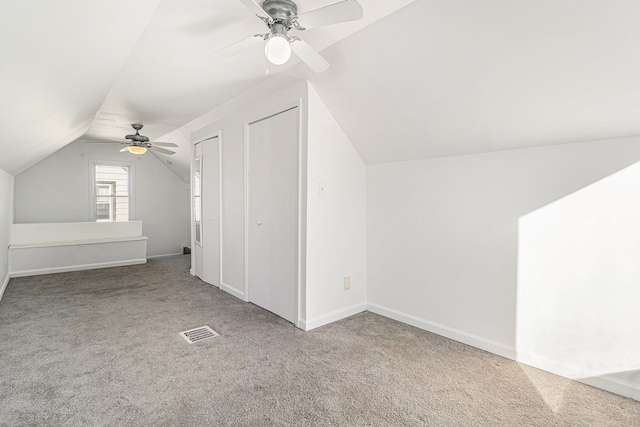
xmin=263 ymin=0 xmax=297 ymax=25
xmin=125 ymin=123 xmax=150 ymax=145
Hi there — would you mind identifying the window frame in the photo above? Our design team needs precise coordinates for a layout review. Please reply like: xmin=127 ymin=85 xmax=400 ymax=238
xmin=95 ymin=181 xmax=117 ymax=222
xmin=89 ymin=161 xmax=135 ymax=222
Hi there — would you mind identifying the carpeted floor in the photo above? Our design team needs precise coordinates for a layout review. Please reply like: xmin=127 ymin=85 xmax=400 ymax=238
xmin=0 ymin=255 xmax=638 ymax=426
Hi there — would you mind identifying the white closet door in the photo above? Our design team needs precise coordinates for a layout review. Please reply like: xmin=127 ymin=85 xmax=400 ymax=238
xmin=248 ymin=108 xmax=298 ymax=323
xmin=202 ymin=136 xmax=220 ymax=286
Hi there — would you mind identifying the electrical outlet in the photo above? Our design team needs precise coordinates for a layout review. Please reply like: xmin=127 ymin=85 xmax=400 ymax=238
xmin=344 ymin=276 xmax=351 ymax=290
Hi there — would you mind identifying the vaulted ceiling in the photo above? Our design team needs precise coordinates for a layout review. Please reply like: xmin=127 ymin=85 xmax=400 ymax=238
xmin=2 ymin=0 xmax=640 ymax=177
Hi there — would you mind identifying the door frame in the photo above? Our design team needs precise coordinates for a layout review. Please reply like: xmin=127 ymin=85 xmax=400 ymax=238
xmin=244 ymin=99 xmax=306 ymax=329
xmin=192 ymin=131 xmax=222 ymax=287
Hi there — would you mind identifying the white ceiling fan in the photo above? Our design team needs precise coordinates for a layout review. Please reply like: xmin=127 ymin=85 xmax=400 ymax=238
xmin=219 ymin=0 xmax=364 ymax=72
xmin=85 ymin=124 xmax=178 ymax=155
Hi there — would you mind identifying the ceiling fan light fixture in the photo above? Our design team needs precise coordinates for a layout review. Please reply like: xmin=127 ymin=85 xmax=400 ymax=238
xmin=265 ymin=34 xmax=291 ymax=65
xmin=127 ymin=145 xmax=147 ymax=155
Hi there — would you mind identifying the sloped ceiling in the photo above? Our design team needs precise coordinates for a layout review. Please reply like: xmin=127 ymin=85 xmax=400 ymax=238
xmin=0 ymin=0 xmax=411 ymax=177
xmin=2 ymin=0 xmax=640 ymax=177
xmin=0 ymin=0 xmax=162 ymax=175
xmin=305 ymin=0 xmax=640 ymax=164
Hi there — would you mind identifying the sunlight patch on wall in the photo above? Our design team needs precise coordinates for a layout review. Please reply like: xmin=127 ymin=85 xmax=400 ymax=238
xmin=516 ymin=162 xmax=640 ymax=381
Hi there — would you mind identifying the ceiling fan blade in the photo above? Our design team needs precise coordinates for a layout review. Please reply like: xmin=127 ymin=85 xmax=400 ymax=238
xmin=119 ymin=147 xmax=130 ymax=152
xmin=296 ymin=0 xmax=363 ymax=30
xmin=237 ymin=0 xmax=270 ymax=20
xmin=152 ymin=142 xmax=179 ymax=148
xmin=291 ymin=39 xmax=330 ymax=73
xmin=150 ymin=147 xmax=176 ymax=155
xmin=82 ymin=137 xmax=124 ymax=144
xmin=217 ymin=34 xmax=264 ymax=57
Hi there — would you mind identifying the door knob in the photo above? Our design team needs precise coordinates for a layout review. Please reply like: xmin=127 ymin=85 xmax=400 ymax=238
xmin=257 ymin=221 xmax=262 ymax=226
xmin=209 ymin=218 xmax=213 ymax=221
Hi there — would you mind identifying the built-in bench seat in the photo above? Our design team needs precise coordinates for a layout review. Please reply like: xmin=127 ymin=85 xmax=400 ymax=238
xmin=8 ymin=221 xmax=148 ymax=277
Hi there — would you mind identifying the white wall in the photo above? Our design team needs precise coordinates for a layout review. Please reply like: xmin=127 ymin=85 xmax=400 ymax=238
xmin=367 ymin=136 xmax=640 ymax=400
xmin=0 ymin=167 xmax=13 ymax=300
xmin=516 ymin=161 xmax=640 ymax=399
xmin=191 ymin=79 xmax=308 ymax=315
xmin=304 ymin=84 xmax=367 ymax=329
xmin=189 ymin=78 xmax=368 ymax=329
xmin=14 ymin=141 xmax=189 ymax=257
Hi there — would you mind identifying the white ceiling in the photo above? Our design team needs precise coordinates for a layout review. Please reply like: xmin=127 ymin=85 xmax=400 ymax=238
xmin=2 ymin=0 xmax=640 ymax=177
xmin=307 ymin=0 xmax=640 ymax=164
xmin=0 ymin=0 xmax=411 ymax=177
xmin=0 ymin=0 xmax=161 ymax=175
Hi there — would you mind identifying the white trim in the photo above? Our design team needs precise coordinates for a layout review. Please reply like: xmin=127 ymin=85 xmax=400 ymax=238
xmin=296 ymin=96 xmax=306 ymax=330
xmin=146 ymin=252 xmax=183 ymax=259
xmin=10 ymin=221 xmax=143 ymax=246
xmin=515 ymin=349 xmax=640 ymax=401
xmin=218 ymin=130 xmax=223 ymax=290
xmin=243 ymin=119 xmax=250 ymax=302
xmin=367 ymin=302 xmax=516 ymax=360
xmin=367 ymin=302 xmax=640 ymax=402
xmin=304 ymin=302 xmax=367 ymax=331
xmin=9 ymin=259 xmax=147 ymax=278
xmin=0 ymin=273 xmax=9 ymax=302
xmin=192 ymin=133 xmax=220 ymax=280
xmin=221 ymin=282 xmax=245 ymax=300
xmin=10 ymin=236 xmax=148 ymax=249
xmin=581 ymin=375 xmax=640 ymax=401
xmin=89 ymin=160 xmax=136 ymax=221
xmin=189 ymin=139 xmax=196 ymax=277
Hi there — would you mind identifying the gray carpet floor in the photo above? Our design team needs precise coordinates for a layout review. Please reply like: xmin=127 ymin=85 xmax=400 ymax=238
xmin=1 ymin=255 xmax=639 ymax=426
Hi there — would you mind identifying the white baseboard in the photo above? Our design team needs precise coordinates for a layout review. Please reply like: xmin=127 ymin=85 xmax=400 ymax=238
xmin=9 ymin=258 xmax=147 ymax=278
xmin=367 ymin=302 xmax=516 ymax=360
xmin=581 ymin=374 xmax=640 ymax=401
xmin=515 ymin=350 xmax=640 ymax=401
xmin=0 ymin=273 xmax=9 ymax=302
xmin=304 ymin=302 xmax=368 ymax=331
xmin=221 ymin=282 xmax=245 ymax=300
xmin=297 ymin=318 xmax=307 ymax=330
xmin=146 ymin=252 xmax=183 ymax=259
xmin=367 ymin=302 xmax=640 ymax=402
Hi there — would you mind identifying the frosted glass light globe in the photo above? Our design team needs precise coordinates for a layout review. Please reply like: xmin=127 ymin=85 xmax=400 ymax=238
xmin=265 ymin=35 xmax=291 ymax=65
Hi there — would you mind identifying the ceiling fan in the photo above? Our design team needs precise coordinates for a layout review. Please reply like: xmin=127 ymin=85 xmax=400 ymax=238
xmin=218 ymin=0 xmax=364 ymax=72
xmin=120 ymin=124 xmax=178 ymax=155
xmin=86 ymin=124 xmax=178 ymax=155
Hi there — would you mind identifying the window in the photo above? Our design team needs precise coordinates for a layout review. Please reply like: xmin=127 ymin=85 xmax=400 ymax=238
xmin=91 ymin=163 xmax=133 ymax=222
xmin=96 ymin=181 xmax=116 ymax=221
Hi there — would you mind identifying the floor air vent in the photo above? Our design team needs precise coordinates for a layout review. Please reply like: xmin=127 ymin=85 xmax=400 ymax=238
xmin=179 ymin=326 xmax=219 ymax=344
